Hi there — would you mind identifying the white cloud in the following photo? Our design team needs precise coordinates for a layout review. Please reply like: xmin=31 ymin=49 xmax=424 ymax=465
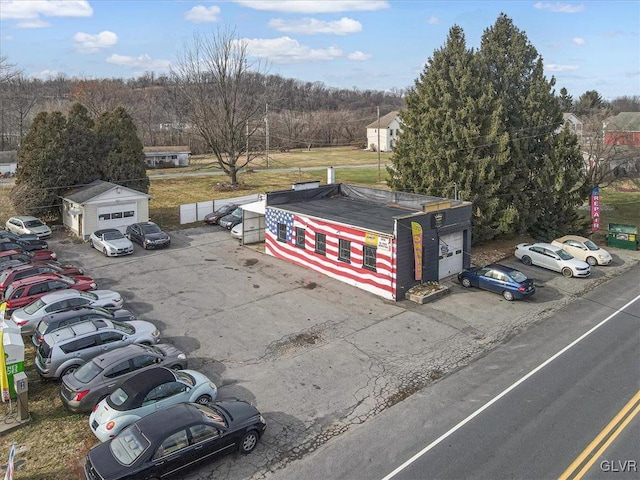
xmin=572 ymin=37 xmax=585 ymax=45
xmin=234 ymin=0 xmax=389 ymax=13
xmin=241 ymin=36 xmax=343 ymax=63
xmin=106 ymin=53 xmax=171 ymax=70
xmin=73 ymin=31 xmax=118 ymax=53
xmin=546 ymin=64 xmax=580 ymax=72
xmin=348 ymin=51 xmax=371 ymax=61
xmin=426 ymin=15 xmax=439 ymax=25
xmin=534 ymin=2 xmax=585 ymax=13
xmin=184 ymin=5 xmax=221 ymax=23
xmin=0 ymin=0 xmax=92 ymax=24
xmin=268 ymin=17 xmax=361 ymax=35
xmin=31 ymin=69 xmax=60 ymax=80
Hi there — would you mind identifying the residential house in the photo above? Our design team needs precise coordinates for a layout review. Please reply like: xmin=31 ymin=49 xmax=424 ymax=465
xmin=603 ymin=112 xmax=640 ymax=147
xmin=562 ymin=113 xmax=584 ymax=139
xmin=143 ymin=146 xmax=190 ymax=168
xmin=366 ymin=111 xmax=401 ymax=152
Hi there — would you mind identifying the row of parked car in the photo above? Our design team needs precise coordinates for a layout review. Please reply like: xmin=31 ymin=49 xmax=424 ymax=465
xmin=204 ymin=203 xmax=244 ymax=239
xmin=1 ymin=215 xmax=267 ymax=479
xmin=457 ymin=235 xmax=613 ymax=301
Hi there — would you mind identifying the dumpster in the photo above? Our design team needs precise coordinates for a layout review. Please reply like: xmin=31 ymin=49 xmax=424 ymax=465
xmin=606 ymin=223 xmax=639 ymax=251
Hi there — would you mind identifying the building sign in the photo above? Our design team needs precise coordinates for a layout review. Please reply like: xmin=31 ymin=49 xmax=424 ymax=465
xmin=411 ymin=222 xmax=423 ymax=281
xmin=591 ymin=186 xmax=601 ymax=231
xmin=378 ymin=236 xmax=391 ymax=251
xmin=364 ymin=232 xmax=378 ymax=245
xmin=431 ymin=211 xmax=446 ymax=229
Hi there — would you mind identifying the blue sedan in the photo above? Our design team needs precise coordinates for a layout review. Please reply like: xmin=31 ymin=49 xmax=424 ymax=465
xmin=457 ymin=263 xmax=535 ymax=301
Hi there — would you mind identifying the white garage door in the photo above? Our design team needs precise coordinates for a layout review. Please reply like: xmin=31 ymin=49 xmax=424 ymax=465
xmin=438 ymin=232 xmax=464 ymax=280
xmin=97 ymin=203 xmax=137 ymax=233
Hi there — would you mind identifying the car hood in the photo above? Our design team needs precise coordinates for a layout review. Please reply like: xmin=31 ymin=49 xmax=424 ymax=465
xmin=104 ymin=238 xmax=132 ymax=248
xmin=155 ymin=343 xmax=186 ymax=360
xmin=28 ymin=225 xmax=51 ymax=235
xmin=127 ymin=320 xmax=157 ymax=337
xmin=112 ymin=309 xmax=135 ymax=321
xmin=563 ymin=258 xmax=590 ymax=268
xmin=215 ymin=400 xmax=260 ymax=423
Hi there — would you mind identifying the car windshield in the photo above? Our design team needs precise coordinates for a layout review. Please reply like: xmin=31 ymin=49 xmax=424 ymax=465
xmin=509 ymin=270 xmax=528 ymax=282
xmin=109 ymin=425 xmax=149 ymax=465
xmin=112 ymin=320 xmax=135 ymax=335
xmin=35 ymin=320 xmax=49 ymax=335
xmin=4 ymin=284 xmax=16 ymax=299
xmin=103 ymin=231 xmax=124 ymax=240
xmin=232 ymin=207 xmax=243 ymax=217
xmin=195 ymin=404 xmax=228 ymax=427
xmin=57 ymin=274 xmax=73 ymax=283
xmin=24 ymin=220 xmax=44 ymax=228
xmin=141 ymin=224 xmax=161 ymax=234
xmin=583 ymin=240 xmax=599 ymax=251
xmin=23 ymin=297 xmax=46 ymax=314
xmin=556 ymin=249 xmax=574 ymax=260
xmin=109 ymin=387 xmax=129 ymax=406
xmin=73 ymin=360 xmax=104 ymax=383
xmin=80 ymin=291 xmax=98 ymax=301
xmin=174 ymin=370 xmax=196 ymax=387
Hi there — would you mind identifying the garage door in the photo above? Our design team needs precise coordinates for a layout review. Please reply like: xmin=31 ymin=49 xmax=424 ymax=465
xmin=97 ymin=204 xmax=137 ymax=233
xmin=438 ymin=232 xmax=464 ymax=280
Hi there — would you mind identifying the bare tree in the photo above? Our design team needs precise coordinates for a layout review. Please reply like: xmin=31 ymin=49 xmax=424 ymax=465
xmin=0 ymin=56 xmax=22 ymax=149
xmin=72 ymin=78 xmax=131 ymax=118
xmin=171 ymin=28 xmax=269 ymax=185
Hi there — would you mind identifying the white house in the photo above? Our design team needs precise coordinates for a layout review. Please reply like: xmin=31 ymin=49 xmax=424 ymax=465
xmin=562 ymin=113 xmax=583 ymax=139
xmin=366 ymin=111 xmax=402 ymax=152
xmin=61 ymin=180 xmax=151 ymax=239
xmin=143 ymin=146 xmax=190 ymax=168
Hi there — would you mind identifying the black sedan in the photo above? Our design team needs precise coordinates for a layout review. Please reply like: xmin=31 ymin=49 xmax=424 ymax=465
xmin=204 ymin=203 xmax=238 ymax=225
xmin=84 ymin=400 xmax=267 ymax=480
xmin=457 ymin=263 xmax=535 ymax=301
xmin=0 ymin=238 xmax=48 ymax=252
xmin=218 ymin=207 xmax=243 ymax=230
xmin=125 ymin=222 xmax=171 ymax=250
xmin=0 ymin=230 xmax=49 ymax=250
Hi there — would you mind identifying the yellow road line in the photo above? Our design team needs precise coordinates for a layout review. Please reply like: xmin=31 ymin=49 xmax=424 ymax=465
xmin=559 ymin=389 xmax=640 ymax=480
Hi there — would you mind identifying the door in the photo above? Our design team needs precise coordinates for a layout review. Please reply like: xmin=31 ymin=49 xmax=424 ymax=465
xmin=438 ymin=232 xmax=464 ymax=280
xmin=97 ymin=204 xmax=137 ymax=233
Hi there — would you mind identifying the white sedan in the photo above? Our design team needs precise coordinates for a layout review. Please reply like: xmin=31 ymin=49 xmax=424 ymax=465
xmin=514 ymin=242 xmax=591 ymax=278
xmin=89 ymin=229 xmax=134 ymax=257
xmin=551 ymin=235 xmax=612 ymax=266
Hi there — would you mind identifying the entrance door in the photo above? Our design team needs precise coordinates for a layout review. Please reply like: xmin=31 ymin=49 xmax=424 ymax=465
xmin=438 ymin=232 xmax=464 ymax=279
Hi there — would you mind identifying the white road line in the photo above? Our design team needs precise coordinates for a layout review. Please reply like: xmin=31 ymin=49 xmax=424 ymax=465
xmin=381 ymin=292 xmax=640 ymax=480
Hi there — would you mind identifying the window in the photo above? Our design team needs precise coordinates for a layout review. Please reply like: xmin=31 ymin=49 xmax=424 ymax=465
xmin=363 ymin=245 xmax=377 ymax=271
xmin=153 ymin=430 xmax=189 ymax=459
xmin=190 ymin=424 xmax=220 ymax=444
xmin=124 ymin=211 xmax=135 ymax=218
xmin=315 ymin=233 xmax=326 ymax=255
xmin=277 ymin=223 xmax=287 ymax=242
xmin=112 ymin=212 xmax=123 ymax=219
xmin=99 ymin=331 xmax=124 ymax=344
xmin=295 ymin=227 xmax=305 ymax=249
xmin=98 ymin=213 xmax=111 ymax=221
xmin=131 ymin=355 xmax=157 ymax=369
xmin=338 ymin=239 xmax=351 ymax=263
xmin=105 ymin=361 xmax=132 ymax=378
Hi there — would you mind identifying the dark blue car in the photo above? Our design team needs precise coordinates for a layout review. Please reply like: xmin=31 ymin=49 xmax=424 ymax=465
xmin=457 ymin=263 xmax=535 ymax=301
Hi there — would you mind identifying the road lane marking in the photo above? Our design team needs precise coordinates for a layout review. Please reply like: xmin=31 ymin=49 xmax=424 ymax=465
xmin=381 ymin=292 xmax=640 ymax=480
xmin=558 ymin=389 xmax=640 ymax=480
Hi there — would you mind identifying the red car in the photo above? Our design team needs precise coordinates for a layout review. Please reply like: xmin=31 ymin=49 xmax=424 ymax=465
xmin=0 ymin=263 xmax=85 ymax=293
xmin=0 ymin=249 xmax=57 ymax=262
xmin=1 ymin=273 xmax=97 ymax=314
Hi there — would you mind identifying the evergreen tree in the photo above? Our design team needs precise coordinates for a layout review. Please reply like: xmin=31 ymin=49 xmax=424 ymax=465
xmin=575 ymin=90 xmax=608 ymax=115
xmin=559 ymin=87 xmax=574 ymax=112
xmin=94 ymin=106 xmax=149 ymax=193
xmin=64 ymin=103 xmax=101 ymax=186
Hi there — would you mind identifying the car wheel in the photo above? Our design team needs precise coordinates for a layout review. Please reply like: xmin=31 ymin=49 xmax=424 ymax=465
xmin=521 ymin=255 xmax=532 ymax=266
xmin=586 ymin=256 xmax=597 ymax=266
xmin=562 ymin=267 xmax=574 ymax=278
xmin=195 ymin=394 xmax=212 ymax=405
xmin=239 ymin=430 xmax=259 ymax=454
xmin=169 ymin=364 xmax=182 ymax=370
xmin=502 ymin=290 xmax=514 ymax=301
xmin=102 ymin=247 xmax=108 ymax=257
xmin=461 ymin=277 xmax=472 ymax=288
xmin=61 ymin=365 xmax=80 ymax=378
xmin=90 ymin=239 xmax=95 ymax=249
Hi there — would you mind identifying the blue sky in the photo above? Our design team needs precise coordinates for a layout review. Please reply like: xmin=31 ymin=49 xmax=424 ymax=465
xmin=1 ymin=0 xmax=638 ymax=100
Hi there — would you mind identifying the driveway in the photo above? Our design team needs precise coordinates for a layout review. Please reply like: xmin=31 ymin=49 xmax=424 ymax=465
xmin=48 ymin=228 xmax=640 ymax=478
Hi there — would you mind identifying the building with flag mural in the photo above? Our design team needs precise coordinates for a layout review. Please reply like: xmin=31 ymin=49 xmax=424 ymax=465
xmin=264 ymin=184 xmax=472 ymax=301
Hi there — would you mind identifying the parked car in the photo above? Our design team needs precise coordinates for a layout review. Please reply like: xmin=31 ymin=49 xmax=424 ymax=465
xmin=551 ymin=235 xmax=612 ymax=266
xmin=0 ymin=263 xmax=85 ymax=293
xmin=0 ymin=248 xmax=57 ymax=262
xmin=457 ymin=263 xmax=535 ymax=301
xmin=218 ymin=207 xmax=243 ymax=230
xmin=0 ymin=230 xmax=48 ymax=249
xmin=89 ymin=367 xmax=219 ymax=442
xmin=125 ymin=222 xmax=171 ymax=250
xmin=231 ymin=222 xmax=243 ymax=240
xmin=204 ymin=203 xmax=238 ymax=225
xmin=11 ymin=289 xmax=125 ymax=336
xmin=84 ymin=400 xmax=266 ymax=479
xmin=5 ymin=215 xmax=52 ymax=239
xmin=514 ymin=242 xmax=591 ymax=278
xmin=0 ymin=260 xmax=28 ymax=272
xmin=1 ymin=273 xmax=97 ymax=316
xmin=32 ymin=305 xmax=136 ymax=346
xmin=89 ymin=229 xmax=134 ymax=257
xmin=60 ymin=343 xmax=188 ymax=413
xmin=35 ymin=318 xmax=161 ymax=380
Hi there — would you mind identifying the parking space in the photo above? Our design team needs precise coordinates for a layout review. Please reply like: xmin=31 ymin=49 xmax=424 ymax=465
xmin=46 ymin=228 xmax=640 ymax=478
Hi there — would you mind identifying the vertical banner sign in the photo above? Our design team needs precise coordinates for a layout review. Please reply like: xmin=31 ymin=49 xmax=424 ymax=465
xmin=590 ymin=186 xmax=601 ymax=231
xmin=0 ymin=331 xmax=9 ymax=403
xmin=411 ymin=222 xmax=423 ymax=281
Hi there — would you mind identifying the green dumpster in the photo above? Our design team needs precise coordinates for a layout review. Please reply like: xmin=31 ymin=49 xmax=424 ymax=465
xmin=606 ymin=223 xmax=639 ymax=250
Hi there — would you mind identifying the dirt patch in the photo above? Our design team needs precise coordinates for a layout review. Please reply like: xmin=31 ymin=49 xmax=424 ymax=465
xmin=471 ymin=234 xmax=536 ymax=266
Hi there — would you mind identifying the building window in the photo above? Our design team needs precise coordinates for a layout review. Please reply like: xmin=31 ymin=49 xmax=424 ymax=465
xmin=112 ymin=212 xmax=123 ymax=219
xmin=277 ymin=223 xmax=287 ymax=242
xmin=363 ymin=245 xmax=377 ymax=271
xmin=295 ymin=227 xmax=305 ymax=249
xmin=98 ymin=213 xmax=111 ymax=221
xmin=315 ymin=233 xmax=326 ymax=255
xmin=338 ymin=239 xmax=351 ymax=263
xmin=123 ymin=211 xmax=135 ymax=218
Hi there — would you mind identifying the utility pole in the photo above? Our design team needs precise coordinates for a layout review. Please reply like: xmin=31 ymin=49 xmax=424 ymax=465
xmin=265 ymin=104 xmax=270 ymax=169
xmin=377 ymin=106 xmax=381 ymax=183
xmin=246 ymin=121 xmax=249 ymax=163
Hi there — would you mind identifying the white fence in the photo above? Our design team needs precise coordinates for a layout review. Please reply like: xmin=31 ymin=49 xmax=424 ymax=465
xmin=179 ymin=194 xmax=261 ymax=224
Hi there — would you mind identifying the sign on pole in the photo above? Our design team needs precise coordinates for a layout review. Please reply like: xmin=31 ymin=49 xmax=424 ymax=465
xmin=590 ymin=186 xmax=601 ymax=231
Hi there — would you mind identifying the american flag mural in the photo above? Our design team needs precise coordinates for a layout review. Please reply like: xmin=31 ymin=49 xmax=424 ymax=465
xmin=265 ymin=208 xmax=396 ymax=299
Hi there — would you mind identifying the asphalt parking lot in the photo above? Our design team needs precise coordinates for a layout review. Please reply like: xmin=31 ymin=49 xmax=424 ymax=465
xmin=48 ymin=227 xmax=640 ymax=478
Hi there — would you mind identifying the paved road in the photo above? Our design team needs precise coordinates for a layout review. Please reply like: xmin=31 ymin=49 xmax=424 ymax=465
xmin=268 ymin=264 xmax=640 ymax=480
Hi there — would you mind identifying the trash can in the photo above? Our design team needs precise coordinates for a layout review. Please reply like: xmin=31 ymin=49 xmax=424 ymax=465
xmin=606 ymin=223 xmax=639 ymax=251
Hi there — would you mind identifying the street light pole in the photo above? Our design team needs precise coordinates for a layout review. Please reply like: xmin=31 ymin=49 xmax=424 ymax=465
xmin=377 ymin=106 xmax=381 ymax=183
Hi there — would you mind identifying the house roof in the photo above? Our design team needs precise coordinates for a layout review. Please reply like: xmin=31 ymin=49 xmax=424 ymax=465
xmin=62 ymin=180 xmax=150 ymax=204
xmin=562 ymin=113 xmax=583 ymax=125
xmin=604 ymin=112 xmax=640 ymax=132
xmin=366 ymin=111 xmax=400 ymax=129
xmin=143 ymin=146 xmax=190 ymax=154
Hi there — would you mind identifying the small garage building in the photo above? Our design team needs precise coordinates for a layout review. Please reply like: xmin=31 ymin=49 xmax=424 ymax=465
xmin=61 ymin=180 xmax=151 ymax=239
xmin=264 ymin=184 xmax=473 ymax=301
